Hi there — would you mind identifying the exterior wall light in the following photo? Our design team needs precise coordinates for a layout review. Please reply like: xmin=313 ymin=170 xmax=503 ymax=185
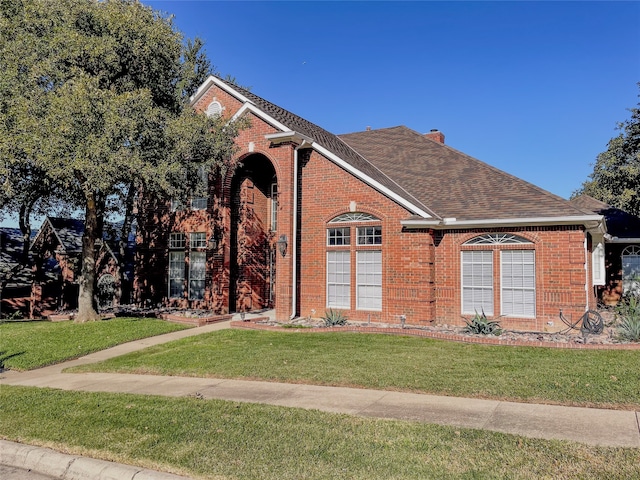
xmin=276 ymin=234 xmax=288 ymax=257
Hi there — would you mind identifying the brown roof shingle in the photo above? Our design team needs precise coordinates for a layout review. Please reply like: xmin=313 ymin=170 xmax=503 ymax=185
xmin=338 ymin=126 xmax=590 ymax=221
xmin=215 ymin=78 xmax=593 ymax=222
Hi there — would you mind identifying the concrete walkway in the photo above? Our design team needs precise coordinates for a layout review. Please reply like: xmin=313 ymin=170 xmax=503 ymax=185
xmin=2 ymin=316 xmax=639 ymax=479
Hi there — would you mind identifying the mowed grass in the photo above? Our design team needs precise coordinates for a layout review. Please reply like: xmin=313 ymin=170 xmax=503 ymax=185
xmin=2 ymin=386 xmax=638 ymax=480
xmin=69 ymin=329 xmax=640 ymax=409
xmin=0 ymin=318 xmax=190 ymax=371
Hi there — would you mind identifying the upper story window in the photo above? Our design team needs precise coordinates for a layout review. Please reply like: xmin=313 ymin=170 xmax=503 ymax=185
xmin=169 ymin=233 xmax=185 ymax=249
xmin=190 ymin=232 xmax=207 ymax=249
xmin=206 ymin=101 xmax=222 ymax=118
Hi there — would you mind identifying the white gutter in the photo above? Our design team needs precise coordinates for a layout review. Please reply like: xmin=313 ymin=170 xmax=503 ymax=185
xmin=402 ymin=214 xmax=605 ymax=231
xmin=604 ymin=236 xmax=640 ymax=244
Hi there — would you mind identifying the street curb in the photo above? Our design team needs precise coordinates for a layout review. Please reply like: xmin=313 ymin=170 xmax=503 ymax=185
xmin=0 ymin=440 xmax=192 ymax=480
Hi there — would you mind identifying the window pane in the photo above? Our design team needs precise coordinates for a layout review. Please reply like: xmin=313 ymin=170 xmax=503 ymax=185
xmin=357 ymin=226 xmax=382 ymax=245
xmin=327 ymin=227 xmax=350 ymax=246
xmin=327 ymin=251 xmax=350 ymax=308
xmin=168 ymin=252 xmax=185 ymax=298
xmin=169 ymin=233 xmax=185 ymax=249
xmin=357 ymin=250 xmax=381 ymax=310
xmin=189 ymin=251 xmax=206 ymax=300
xmin=190 ymin=197 xmax=207 ymax=210
xmin=501 ymin=250 xmax=535 ymax=317
xmin=461 ymin=250 xmax=493 ymax=315
xmin=190 ymin=232 xmax=207 ymax=249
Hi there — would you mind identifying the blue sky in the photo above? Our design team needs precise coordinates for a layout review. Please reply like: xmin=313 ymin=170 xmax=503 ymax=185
xmin=2 ymin=1 xmax=638 ymax=228
xmin=144 ymin=0 xmax=639 ymax=201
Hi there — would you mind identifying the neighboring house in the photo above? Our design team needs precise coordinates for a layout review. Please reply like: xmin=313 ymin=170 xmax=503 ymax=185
xmin=0 ymin=227 xmax=35 ymax=317
xmin=29 ymin=217 xmax=134 ymax=316
xmin=571 ymin=195 xmax=640 ymax=305
xmin=134 ymin=75 xmax=606 ymax=332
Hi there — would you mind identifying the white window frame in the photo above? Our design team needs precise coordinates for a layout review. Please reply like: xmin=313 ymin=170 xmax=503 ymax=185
xmin=190 ymin=197 xmax=207 ymax=211
xmin=622 ymin=245 xmax=640 ymax=296
xmin=592 ymin=240 xmax=606 ymax=286
xmin=190 ymin=232 xmax=207 ymax=249
xmin=500 ymin=250 xmax=536 ymax=318
xmin=327 ymin=227 xmax=350 ymax=246
xmin=357 ymin=226 xmax=382 ymax=245
xmin=168 ymin=251 xmax=185 ymax=298
xmin=188 ymin=251 xmax=206 ymax=300
xmin=461 ymin=250 xmax=494 ymax=315
xmin=327 ymin=250 xmax=350 ymax=309
xmin=270 ymin=182 xmax=278 ymax=232
xmin=169 ymin=233 xmax=185 ymax=249
xmin=356 ymin=250 xmax=382 ymax=310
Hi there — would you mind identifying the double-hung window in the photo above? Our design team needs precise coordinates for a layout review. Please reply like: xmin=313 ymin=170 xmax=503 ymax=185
xmin=461 ymin=234 xmax=535 ymax=318
xmin=168 ymin=232 xmax=207 ymax=300
xmin=326 ymin=213 xmax=382 ymax=311
xmin=168 ymin=233 xmax=186 ymax=298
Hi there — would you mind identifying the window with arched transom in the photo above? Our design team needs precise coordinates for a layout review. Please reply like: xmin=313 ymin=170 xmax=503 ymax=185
xmin=326 ymin=213 xmax=382 ymax=311
xmin=461 ymin=233 xmax=535 ymax=318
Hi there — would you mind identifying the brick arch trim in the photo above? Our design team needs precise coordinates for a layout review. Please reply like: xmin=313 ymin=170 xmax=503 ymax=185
xmin=322 ymin=207 xmax=386 ymax=225
xmin=456 ymin=230 xmax=540 ymax=248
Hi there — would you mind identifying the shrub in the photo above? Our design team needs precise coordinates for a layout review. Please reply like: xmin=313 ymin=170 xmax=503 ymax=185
xmin=616 ymin=295 xmax=640 ymax=342
xmin=462 ymin=310 xmax=502 ymax=336
xmin=322 ymin=309 xmax=347 ymax=327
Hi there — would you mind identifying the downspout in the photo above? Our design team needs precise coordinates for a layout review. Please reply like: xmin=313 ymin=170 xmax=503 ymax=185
xmin=290 ymin=145 xmax=300 ymax=320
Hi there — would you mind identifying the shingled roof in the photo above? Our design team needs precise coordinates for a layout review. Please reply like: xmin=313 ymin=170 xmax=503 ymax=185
xmin=200 ymin=77 xmax=599 ymax=225
xmin=571 ymin=195 xmax=640 ymax=240
xmin=339 ymin=126 xmax=593 ymax=221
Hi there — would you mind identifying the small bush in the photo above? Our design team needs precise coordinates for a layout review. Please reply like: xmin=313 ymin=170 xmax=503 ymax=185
xmin=322 ymin=309 xmax=347 ymax=327
xmin=616 ymin=295 xmax=640 ymax=342
xmin=462 ymin=310 xmax=502 ymax=336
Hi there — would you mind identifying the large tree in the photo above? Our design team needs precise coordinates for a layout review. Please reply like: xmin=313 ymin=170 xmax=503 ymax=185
xmin=0 ymin=0 xmax=239 ymax=321
xmin=574 ymin=85 xmax=640 ymax=216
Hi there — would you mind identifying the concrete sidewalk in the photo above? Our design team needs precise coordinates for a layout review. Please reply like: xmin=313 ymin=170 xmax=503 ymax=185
xmin=1 ymin=316 xmax=639 ymax=479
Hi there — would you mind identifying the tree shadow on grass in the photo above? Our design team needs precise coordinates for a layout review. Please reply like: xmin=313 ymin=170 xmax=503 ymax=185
xmin=0 ymin=351 xmax=26 ymax=373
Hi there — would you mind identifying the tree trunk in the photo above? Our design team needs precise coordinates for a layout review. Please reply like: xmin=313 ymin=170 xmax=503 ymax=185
xmin=75 ymin=191 xmax=100 ymax=322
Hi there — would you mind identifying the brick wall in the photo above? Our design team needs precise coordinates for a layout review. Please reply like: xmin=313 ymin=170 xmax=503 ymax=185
xmin=134 ymin=80 xmax=596 ymax=332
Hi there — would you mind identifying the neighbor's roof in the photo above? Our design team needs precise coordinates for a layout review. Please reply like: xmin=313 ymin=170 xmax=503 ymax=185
xmin=197 ymin=76 xmax=600 ymax=225
xmin=571 ymin=195 xmax=640 ymax=240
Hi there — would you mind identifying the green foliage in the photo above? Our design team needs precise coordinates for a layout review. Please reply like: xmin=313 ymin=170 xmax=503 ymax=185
xmin=616 ymin=295 xmax=640 ymax=342
xmin=573 ymin=83 xmax=640 ymax=216
xmin=322 ymin=308 xmax=347 ymax=326
xmin=462 ymin=310 xmax=502 ymax=335
xmin=0 ymin=0 xmax=242 ymax=320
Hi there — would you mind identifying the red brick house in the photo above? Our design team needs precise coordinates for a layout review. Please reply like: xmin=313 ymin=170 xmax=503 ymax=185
xmin=135 ymin=76 xmax=606 ymax=331
xmin=571 ymin=195 xmax=640 ymax=306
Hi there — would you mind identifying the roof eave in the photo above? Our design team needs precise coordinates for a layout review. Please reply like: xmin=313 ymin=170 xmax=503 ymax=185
xmin=402 ymin=215 xmax=605 ymax=232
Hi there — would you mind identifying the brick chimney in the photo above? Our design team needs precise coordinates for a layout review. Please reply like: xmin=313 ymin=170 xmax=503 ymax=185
xmin=425 ymin=129 xmax=445 ymax=144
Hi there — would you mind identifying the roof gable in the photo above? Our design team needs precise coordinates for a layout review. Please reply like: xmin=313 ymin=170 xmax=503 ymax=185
xmin=192 ymin=77 xmax=601 ymax=227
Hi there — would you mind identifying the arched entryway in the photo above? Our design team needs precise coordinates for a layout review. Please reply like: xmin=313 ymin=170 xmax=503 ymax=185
xmin=229 ymin=154 xmax=278 ymax=313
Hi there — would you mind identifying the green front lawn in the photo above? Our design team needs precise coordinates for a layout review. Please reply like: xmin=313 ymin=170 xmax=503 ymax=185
xmin=2 ymin=386 xmax=638 ymax=480
xmin=0 ymin=317 xmax=190 ymax=371
xmin=69 ymin=329 xmax=640 ymax=409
